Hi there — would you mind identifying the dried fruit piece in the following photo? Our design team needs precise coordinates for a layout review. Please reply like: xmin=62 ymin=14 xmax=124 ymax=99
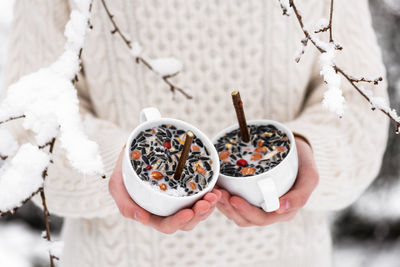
xmin=130 ymin=150 xmax=141 ymax=160
xmin=145 ymin=165 xmax=152 ymax=171
xmin=257 ymin=140 xmax=264 ymax=147
xmin=163 ymin=141 xmax=171 ymax=149
xmin=255 ymin=146 xmax=267 ymax=153
xmin=151 ymin=171 xmax=163 ymax=180
xmin=225 ymin=143 xmax=233 ymax=149
xmin=176 ymin=138 xmax=185 ymax=145
xmin=261 ymin=132 xmax=273 ymax=137
xmin=251 ymin=153 xmax=263 ymax=161
xmin=240 ymin=167 xmax=256 ymax=175
xmin=236 ymin=159 xmax=248 ymax=167
xmin=283 ymin=136 xmax=289 ymax=141
xmin=159 ymin=183 xmax=167 ymax=191
xmin=219 ymin=150 xmax=230 ymax=160
xmin=192 ymin=145 xmax=200 ymax=152
xmin=276 ymin=146 xmax=286 ymax=152
xmin=189 ymin=181 xmax=197 ymax=190
xmin=196 ymin=165 xmax=207 ymax=175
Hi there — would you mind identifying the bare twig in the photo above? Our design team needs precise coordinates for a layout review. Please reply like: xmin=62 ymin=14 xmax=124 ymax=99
xmin=173 ymin=131 xmax=194 ymax=180
xmin=328 ymin=0 xmax=334 ymax=43
xmin=282 ymin=0 xmax=400 ymax=133
xmin=38 ymin=137 xmax=57 ymax=150
xmin=348 ymin=75 xmax=383 ymax=85
xmin=0 ymin=115 xmax=25 ymax=125
xmin=100 ymin=0 xmax=192 ymax=99
xmin=231 ymin=91 xmax=250 ymax=142
xmin=40 ymin=137 xmax=56 ymax=267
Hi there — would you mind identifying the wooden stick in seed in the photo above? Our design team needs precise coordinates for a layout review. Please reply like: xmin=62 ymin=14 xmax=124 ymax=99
xmin=231 ymin=91 xmax=250 ymax=142
xmin=173 ymin=130 xmax=194 ymax=180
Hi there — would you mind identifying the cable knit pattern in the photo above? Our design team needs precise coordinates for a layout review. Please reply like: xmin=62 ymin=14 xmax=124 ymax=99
xmin=3 ymin=0 xmax=387 ymax=266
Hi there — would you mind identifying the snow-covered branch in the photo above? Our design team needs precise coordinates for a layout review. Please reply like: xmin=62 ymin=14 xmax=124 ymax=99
xmin=0 ymin=0 xmax=103 ymax=266
xmin=278 ymin=0 xmax=400 ymax=133
xmin=100 ymin=0 xmax=192 ymax=99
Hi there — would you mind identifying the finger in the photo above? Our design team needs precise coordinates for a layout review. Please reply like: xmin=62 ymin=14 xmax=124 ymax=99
xmin=180 ymin=199 xmax=212 ymax=231
xmin=216 ymin=189 xmax=252 ymax=227
xmin=180 ymin=191 xmax=219 ymax=231
xmin=210 ymin=188 xmax=222 ymax=202
xmin=149 ymin=209 xmax=194 ymax=234
xmin=109 ymin=173 xmax=151 ymax=224
xmin=275 ymin=166 xmax=318 ymax=215
xmin=109 ymin=147 xmax=151 ymax=224
xmin=230 ymin=196 xmax=297 ymax=226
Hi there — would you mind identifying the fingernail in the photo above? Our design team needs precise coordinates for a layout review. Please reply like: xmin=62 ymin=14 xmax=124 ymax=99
xmin=133 ymin=212 xmax=138 ymax=220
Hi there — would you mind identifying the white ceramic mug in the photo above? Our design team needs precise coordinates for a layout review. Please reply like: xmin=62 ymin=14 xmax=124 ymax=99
xmin=212 ymin=120 xmax=298 ymax=212
xmin=122 ymin=107 xmax=220 ymax=216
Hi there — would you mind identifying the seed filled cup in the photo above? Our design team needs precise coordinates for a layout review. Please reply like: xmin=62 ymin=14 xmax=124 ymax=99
xmin=212 ymin=120 xmax=298 ymax=212
xmin=122 ymin=107 xmax=220 ymax=216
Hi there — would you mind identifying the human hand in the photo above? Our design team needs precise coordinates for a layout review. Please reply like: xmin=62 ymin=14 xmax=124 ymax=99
xmin=216 ymin=137 xmax=318 ymax=227
xmin=109 ymin=146 xmax=222 ymax=234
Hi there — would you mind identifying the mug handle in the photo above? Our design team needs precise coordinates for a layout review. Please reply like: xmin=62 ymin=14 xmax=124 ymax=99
xmin=140 ymin=107 xmax=162 ymax=123
xmin=257 ymin=178 xmax=280 ymax=212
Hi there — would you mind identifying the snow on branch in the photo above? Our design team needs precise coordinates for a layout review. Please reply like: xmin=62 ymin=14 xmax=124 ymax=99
xmin=100 ymin=0 xmax=192 ymax=99
xmin=278 ymin=0 xmax=400 ymax=133
xmin=279 ymin=0 xmax=291 ymax=16
xmin=0 ymin=129 xmax=18 ymax=160
xmin=0 ymin=1 xmax=101 ymax=266
xmin=0 ymin=144 xmax=50 ymax=215
xmin=0 ymin=0 xmax=104 ymax=175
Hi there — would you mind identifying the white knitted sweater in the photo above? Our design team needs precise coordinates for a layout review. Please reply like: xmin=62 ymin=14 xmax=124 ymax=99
xmin=4 ymin=0 xmax=388 ymax=266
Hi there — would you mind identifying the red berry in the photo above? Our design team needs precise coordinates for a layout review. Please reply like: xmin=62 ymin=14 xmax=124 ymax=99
xmin=163 ymin=141 xmax=171 ymax=149
xmin=236 ymin=159 xmax=248 ymax=167
xmin=145 ymin=165 xmax=152 ymax=171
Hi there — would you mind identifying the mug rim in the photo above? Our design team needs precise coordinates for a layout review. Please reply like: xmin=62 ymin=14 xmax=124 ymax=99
xmin=124 ymin=117 xmax=220 ymax=200
xmin=212 ymin=119 xmax=296 ymax=181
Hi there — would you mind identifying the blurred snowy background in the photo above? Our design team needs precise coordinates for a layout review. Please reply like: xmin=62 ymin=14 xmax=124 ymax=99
xmin=0 ymin=1 xmax=400 ymax=266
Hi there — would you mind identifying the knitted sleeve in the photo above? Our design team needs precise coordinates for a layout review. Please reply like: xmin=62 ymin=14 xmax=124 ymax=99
xmin=3 ymin=0 xmax=127 ymax=218
xmin=287 ymin=0 xmax=389 ymax=210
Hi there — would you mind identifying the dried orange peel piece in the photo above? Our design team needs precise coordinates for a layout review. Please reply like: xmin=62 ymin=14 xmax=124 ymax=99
xmin=130 ymin=150 xmax=141 ymax=160
xmin=196 ymin=165 xmax=207 ymax=175
xmin=219 ymin=150 xmax=230 ymax=160
xmin=240 ymin=167 xmax=256 ymax=175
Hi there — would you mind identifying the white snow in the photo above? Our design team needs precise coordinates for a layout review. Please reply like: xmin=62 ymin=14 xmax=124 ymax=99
xmin=359 ymin=86 xmax=400 ymax=124
xmin=0 ymin=0 xmax=104 ymax=175
xmin=319 ymin=44 xmax=345 ymax=117
xmin=45 ymin=240 xmax=64 ymax=259
xmin=0 ymin=223 xmax=52 ymax=267
xmin=0 ymin=144 xmax=50 ymax=214
xmin=0 ymin=128 xmax=18 ymax=157
xmin=130 ymin=41 xmax=143 ymax=57
xmin=146 ymin=57 xmax=183 ymax=77
xmin=295 ymin=38 xmax=308 ymax=63
xmin=279 ymin=0 xmax=291 ymax=15
xmin=315 ymin=18 xmax=329 ymax=32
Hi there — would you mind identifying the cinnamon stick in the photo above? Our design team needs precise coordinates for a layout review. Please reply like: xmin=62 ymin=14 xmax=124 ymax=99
xmin=231 ymin=91 xmax=250 ymax=142
xmin=174 ymin=130 xmax=194 ymax=180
